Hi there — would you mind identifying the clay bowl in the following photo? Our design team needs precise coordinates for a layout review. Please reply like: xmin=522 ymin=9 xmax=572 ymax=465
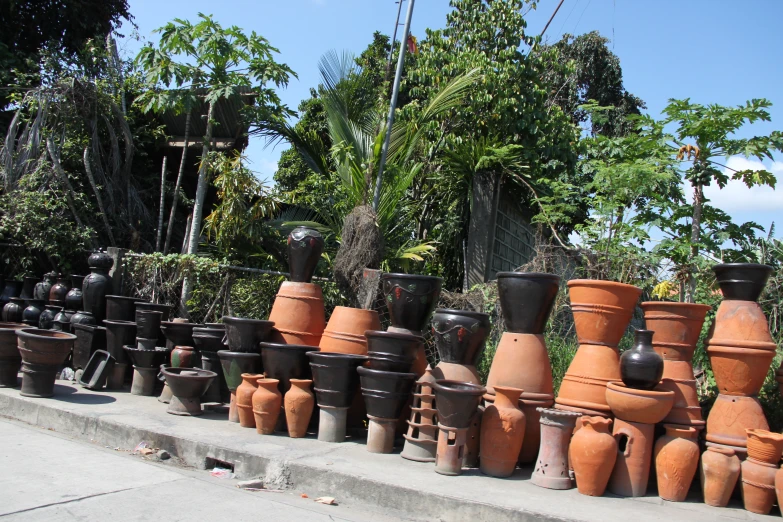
xmin=496 ymin=272 xmax=560 ymax=334
xmin=357 ymin=366 xmax=417 ymax=419
xmin=605 ymin=381 xmax=675 ymax=424
xmin=746 ymin=429 xmax=783 ymax=464
xmin=123 ymin=346 xmax=168 ymax=369
xmin=192 ymin=327 xmax=226 ymax=353
xmin=161 ymin=321 xmax=196 ymax=347
xmin=161 ymin=367 xmax=217 ymax=416
xmin=307 ymin=351 xmax=367 ymax=408
xmin=16 ymin=328 xmax=76 ymax=365
xmin=217 ymin=350 xmax=261 ymax=392
xmin=432 ymin=379 xmax=487 ymax=429
xmin=260 ymin=342 xmax=317 ymax=395
xmin=713 ymin=263 xmax=773 ymax=301
xmin=222 ymin=316 xmax=275 ymax=353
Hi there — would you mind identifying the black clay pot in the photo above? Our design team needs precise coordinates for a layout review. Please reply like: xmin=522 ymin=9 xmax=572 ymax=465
xmin=307 ymin=351 xmax=367 ymax=408
xmin=0 ymin=322 xmax=25 ymax=387
xmin=496 ymin=272 xmax=560 ymax=334
xmin=201 ymin=351 xmax=228 ymax=403
xmin=713 ymin=263 xmax=773 ymax=302
xmin=620 ymin=329 xmax=664 ymax=390
xmin=0 ymin=279 xmax=22 ymax=308
xmin=82 ymin=252 xmax=114 ymax=322
xmin=124 ymin=346 xmax=168 ymax=369
xmin=20 ymin=276 xmax=38 ymax=300
xmin=105 ymin=295 xmax=143 ymax=321
xmin=3 ymin=297 xmax=26 ymax=323
xmin=38 ymin=305 xmax=62 ymax=330
xmin=260 ymin=342 xmax=317 ymax=395
xmin=357 ymin=366 xmax=416 ymax=419
xmin=287 ymin=226 xmax=324 ymax=283
xmin=135 ymin=310 xmax=163 ymax=340
xmin=17 ymin=328 xmax=76 ymax=397
xmin=103 ymin=319 xmax=136 ymax=363
xmin=134 ymin=302 xmax=172 ymax=321
xmin=48 ymin=276 xmax=70 ymax=306
xmin=365 ymin=330 xmax=419 ymax=372
xmin=33 ymin=272 xmax=56 ymax=302
xmin=381 ymin=273 xmax=443 ymax=335
xmin=161 ymin=321 xmax=196 ymax=347
xmin=22 ymin=299 xmax=46 ymax=327
xmin=192 ymin=326 xmax=225 ymax=353
xmin=161 ymin=367 xmax=217 ymax=416
xmin=72 ymin=324 xmax=107 ymax=370
xmin=431 ymin=309 xmax=490 ymax=365
xmin=70 ymin=310 xmax=97 ymax=326
xmin=65 ymin=276 xmax=85 ymax=311
xmin=222 ymin=316 xmax=274 ymax=353
xmin=217 ymin=350 xmax=261 ymax=392
xmin=432 ymin=380 xmax=486 ymax=429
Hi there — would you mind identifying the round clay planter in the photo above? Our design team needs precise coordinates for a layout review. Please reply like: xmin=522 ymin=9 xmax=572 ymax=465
xmin=620 ymin=329 xmax=663 ymax=390
xmin=365 ymin=330 xmax=422 ymax=373
xmin=222 ymin=316 xmax=274 ymax=353
xmin=604 ymin=382 xmax=674 ymax=424
xmin=3 ymin=297 xmax=26 ymax=323
xmin=48 ymin=276 xmax=70 ymax=305
xmin=105 ymin=295 xmax=143 ymax=321
xmin=123 ymin=346 xmax=168 ymax=369
xmin=161 ymin=367 xmax=216 ymax=416
xmin=16 ymin=328 xmax=76 ymax=397
xmin=170 ymin=346 xmax=196 ymax=368
xmin=252 ymin=378 xmax=282 ymax=435
xmin=432 ymin=380 xmax=486 ymax=429
xmin=103 ymin=319 xmax=136 ymax=363
xmin=641 ymin=301 xmax=711 ymax=361
xmin=607 ymin=418 xmax=655 ymax=497
xmin=0 ymin=322 xmax=25 ymax=387
xmin=287 ymin=226 xmax=324 ymax=283
xmin=192 ymin=327 xmax=225 ymax=353
xmin=745 ymin=428 xmax=783 ymax=464
xmin=319 ymin=306 xmax=380 ymax=354
xmin=485 ymin=332 xmax=553 ymax=398
xmin=479 ymin=386 xmax=525 ymax=478
xmin=358 ymin=366 xmax=417 ymax=420
xmin=34 ymin=272 xmax=56 ymax=302
xmin=0 ymin=279 xmax=22 ymax=309
xmin=285 ymin=378 xmax=315 ymax=437
xmin=567 ymin=279 xmax=642 ymax=347
xmin=700 ymin=445 xmax=740 ymax=507
xmin=38 ymin=305 xmax=62 ymax=330
xmin=70 ymin=310 xmax=97 ymax=326
xmin=570 ymin=416 xmax=616 ymax=496
xmin=654 ymin=424 xmax=699 ymax=502
xmin=531 ymin=408 xmax=581 ymax=490
xmin=82 ymin=252 xmax=113 ymax=322
xmin=496 ymin=272 xmax=560 ymax=334
xmin=381 ymin=273 xmax=443 ymax=335
xmin=555 ymin=342 xmax=622 ymax=417
xmin=741 ymin=457 xmax=777 ymax=514
xmin=161 ymin=321 xmax=196 ymax=349
xmin=236 ymin=373 xmax=264 ymax=428
xmin=22 ymin=299 xmax=45 ymax=327
xmin=713 ymin=263 xmax=773 ymax=301
xmin=706 ymin=344 xmax=775 ymax=396
xmin=431 ymin=309 xmax=490 ymax=366
xmin=706 ymin=394 xmax=769 ymax=448
xmin=268 ymin=281 xmax=325 ymax=346
xmin=260 ymin=342 xmax=317 ymax=395
xmin=307 ymin=351 xmax=367 ymax=409
xmin=64 ymin=276 xmax=84 ymax=311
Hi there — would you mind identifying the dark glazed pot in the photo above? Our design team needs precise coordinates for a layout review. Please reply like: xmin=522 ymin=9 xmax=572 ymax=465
xmin=713 ymin=263 xmax=773 ymax=302
xmin=287 ymin=226 xmax=324 ymax=283
xmin=620 ymin=329 xmax=664 ymax=390
xmin=38 ymin=305 xmax=62 ymax=330
xmin=48 ymin=276 xmax=70 ymax=306
xmin=105 ymin=295 xmax=143 ymax=321
xmin=307 ymin=351 xmax=367 ymax=408
xmin=358 ymin=366 xmax=417 ymax=419
xmin=72 ymin=324 xmax=106 ymax=370
xmin=381 ymin=273 xmax=443 ymax=335
xmin=161 ymin=367 xmax=217 ymax=416
xmin=365 ymin=330 xmax=422 ymax=373
xmin=52 ymin=309 xmax=74 ymax=332
xmin=161 ymin=321 xmax=196 ymax=348
xmin=65 ymin=275 xmax=85 ymax=311
xmin=20 ymin=276 xmax=38 ymax=300
xmin=22 ymin=299 xmax=46 ymax=327
xmin=103 ymin=320 xmax=136 ymax=363
xmin=70 ymin=310 xmax=97 ymax=326
xmin=431 ymin=309 xmax=491 ymax=365
xmin=223 ymin=316 xmax=274 ymax=353
xmin=260 ymin=342 xmax=317 ymax=395
xmin=0 ymin=322 xmax=25 ymax=387
xmin=135 ymin=310 xmax=163 ymax=340
xmin=497 ymin=272 xmax=560 ymax=334
xmin=34 ymin=272 xmax=56 ymax=302
xmin=17 ymin=328 xmax=76 ymax=397
xmin=134 ymin=302 xmax=172 ymax=321
xmin=3 ymin=297 xmax=26 ymax=323
xmin=82 ymin=252 xmax=114 ymax=322
xmin=192 ymin=326 xmax=225 ymax=353
xmin=171 ymin=346 xmax=196 ymax=368
xmin=432 ymin=380 xmax=487 ymax=429
xmin=217 ymin=350 xmax=261 ymax=392
xmin=0 ymin=279 xmax=22 ymax=308
xmin=123 ymin=346 xmax=168 ymax=369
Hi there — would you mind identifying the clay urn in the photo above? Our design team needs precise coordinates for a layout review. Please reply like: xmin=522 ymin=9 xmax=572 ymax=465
xmin=192 ymin=326 xmax=225 ymax=353
xmin=48 ymin=275 xmax=70 ymax=306
xmin=700 ymin=446 xmax=740 ymax=507
xmin=319 ymin=306 xmax=380 ymax=354
xmin=365 ymin=330 xmax=422 ymax=373
xmin=496 ymin=272 xmax=560 ymax=333
xmin=432 ymin=380 xmax=487 ymax=476
xmin=706 ymin=394 xmax=769 ymax=448
xmin=64 ymin=276 xmax=84 ymax=311
xmin=135 ymin=310 xmax=163 ymax=340
xmin=268 ymin=281 xmax=325 ymax=347
xmin=531 ymin=408 xmax=581 ymax=490
xmin=620 ymin=329 xmax=663 ymax=390
xmin=16 ymin=328 xmax=76 ymax=397
xmin=0 ymin=322 xmax=25 ymax=387
xmin=287 ymin=226 xmax=324 ymax=283
xmin=38 ymin=305 xmax=62 ymax=330
xmin=3 ymin=297 xmax=26 ymax=323
xmin=217 ymin=350 xmax=261 ymax=422
xmin=654 ymin=424 xmax=699 ymax=502
xmin=161 ymin=367 xmax=216 ymax=416
xmin=252 ymin=377 xmax=282 ymax=434
xmin=285 ymin=378 xmax=315 ymax=438
xmin=236 ymin=373 xmax=264 ymax=428
xmin=0 ymin=279 xmax=22 ymax=309
xmin=222 ymin=316 xmax=274 ymax=353
xmin=105 ymin=295 xmax=143 ymax=321
xmin=604 ymin=382 xmax=675 ymax=424
xmin=479 ymin=386 xmax=526 ymax=478
xmin=82 ymin=252 xmax=114 ymax=322
xmin=431 ymin=309 xmax=490 ymax=366
xmin=569 ymin=416 xmax=616 ymax=496
xmin=713 ymin=263 xmax=773 ymax=301
xmin=34 ymin=272 xmax=56 ymax=302
xmin=22 ymin=299 xmax=45 ymax=327
xmin=741 ymin=455 xmax=778 ymax=514
xmin=746 ymin=428 xmax=783 ymax=465
xmin=260 ymin=342 xmax=317 ymax=396
xmin=381 ymin=273 xmax=443 ymax=336
xmin=307 ymin=351 xmax=367 ymax=443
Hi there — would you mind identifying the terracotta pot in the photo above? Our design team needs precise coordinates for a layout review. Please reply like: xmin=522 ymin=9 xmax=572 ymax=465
xmin=775 ymin=468 xmax=783 ymax=515
xmin=658 ymin=360 xmax=704 ymax=427
xmin=570 ymin=416 xmax=616 ymax=496
xmin=607 ymin=418 xmax=655 ymax=497
xmin=22 ymin=299 xmax=45 ymax=327
xmin=222 ymin=316 xmax=274 ymax=353
xmin=268 ymin=281 xmax=325 ymax=346
xmin=700 ymin=446 xmax=740 ymax=507
xmin=17 ymin=328 xmax=76 ymax=397
xmin=82 ymin=252 xmax=113 ymax=322
xmin=307 ymin=351 xmax=367 ymax=408
xmin=252 ymin=378 xmax=282 ymax=435
xmin=432 ymin=380 xmax=486 ymax=429
xmin=713 ymin=263 xmax=772 ymax=302
xmin=48 ymin=276 xmax=70 ymax=305
xmin=567 ymin=279 xmax=642 ymax=347
xmin=706 ymin=344 xmax=774 ymax=396
xmin=516 ymin=392 xmax=555 ymax=464
xmin=479 ymin=386 xmax=525 ymax=478
xmin=486 ymin=332 xmax=553 ymax=397
xmin=741 ymin=457 xmax=777 ymax=514
xmin=604 ymin=382 xmax=674 ymax=424
xmin=496 ymin=272 xmax=560 ymax=334
xmin=654 ymin=424 xmax=699 ymax=501
xmin=706 ymin=394 xmax=769 ymax=448
xmin=38 ymin=305 xmax=62 ymax=330
xmin=431 ymin=309 xmax=490 ymax=366
xmin=745 ymin=428 xmax=783 ymax=464
xmin=161 ymin=367 xmax=216 ymax=416
xmin=0 ymin=322 xmax=25 ymax=387
xmin=620 ymin=329 xmax=663 ymax=390
xmin=285 ymin=378 xmax=315 ymax=437
xmin=34 ymin=272 xmax=56 ymax=302
xmin=170 ymin=346 xmax=196 ymax=368
xmin=710 ymin=300 xmax=775 ymax=348
xmin=381 ymin=273 xmax=443 ymax=335
xmin=3 ymin=297 xmax=25 ymax=323
xmin=105 ymin=295 xmax=142 ymax=321
xmin=319 ymin=306 xmax=380 ymax=354
xmin=555 ymin=343 xmax=622 ymax=417
xmin=287 ymin=226 xmax=324 ymax=283
xmin=64 ymin=276 xmax=84 ymax=311
xmin=641 ymin=301 xmax=711 ymax=361
xmin=531 ymin=408 xmax=581 ymax=490
xmin=236 ymin=373 xmax=263 ymax=428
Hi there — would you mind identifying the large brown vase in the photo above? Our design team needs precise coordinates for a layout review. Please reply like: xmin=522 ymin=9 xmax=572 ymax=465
xmin=319 ymin=306 xmax=380 ymax=354
xmin=268 ymin=282 xmax=325 ymax=346
xmin=236 ymin=373 xmax=263 ymax=428
xmin=570 ymin=416 xmax=616 ymax=496
xmin=654 ymin=424 xmax=699 ymax=502
xmin=700 ymin=446 xmax=741 ymax=507
xmin=285 ymin=378 xmax=315 ymax=438
xmin=479 ymin=386 xmax=525 ymax=478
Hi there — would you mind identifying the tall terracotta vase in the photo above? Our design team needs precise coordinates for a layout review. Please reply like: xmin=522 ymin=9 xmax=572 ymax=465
xmin=268 ymin=282 xmax=325 ymax=346
xmin=319 ymin=306 xmax=380 ymax=354
xmin=570 ymin=416 xmax=616 ymax=496
xmin=285 ymin=378 xmax=315 ymax=438
xmin=654 ymin=424 xmax=699 ymax=501
xmin=237 ymin=373 xmax=263 ymax=428
xmin=700 ymin=446 xmax=741 ymax=507
xmin=555 ymin=280 xmax=642 ymax=417
xmin=479 ymin=386 xmax=525 ymax=478
xmin=531 ymin=408 xmax=581 ymax=490
xmin=252 ymin=378 xmax=282 ymax=435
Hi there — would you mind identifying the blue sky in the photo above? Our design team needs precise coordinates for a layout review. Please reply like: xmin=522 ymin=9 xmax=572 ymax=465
xmin=120 ymin=0 xmax=783 ymax=237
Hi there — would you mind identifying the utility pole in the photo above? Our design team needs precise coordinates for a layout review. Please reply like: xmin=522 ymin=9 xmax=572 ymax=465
xmin=372 ymin=0 xmax=415 ymax=212
xmin=386 ymin=0 xmax=405 ymax=80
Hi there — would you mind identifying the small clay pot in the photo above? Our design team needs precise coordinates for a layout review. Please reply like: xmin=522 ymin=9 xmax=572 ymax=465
xmin=713 ymin=263 xmax=773 ymax=301
xmin=745 ymin=428 xmax=783 ymax=464
xmin=307 ymin=351 xmax=367 ymax=408
xmin=479 ymin=386 xmax=525 ymax=478
xmin=268 ymin=281 xmax=325 ymax=346
xmin=570 ymin=416 xmax=616 ymax=496
xmin=22 ymin=299 xmax=45 ymax=327
xmin=432 ymin=380 xmax=487 ymax=429
xmin=496 ymin=272 xmax=560 ymax=334
xmin=365 ymin=330 xmax=422 ymax=373
xmin=700 ymin=446 xmax=740 ymax=507
xmin=161 ymin=367 xmax=216 ymax=416
xmin=38 ymin=305 xmax=62 ymax=330
xmin=620 ymin=329 xmax=663 ymax=390
xmin=741 ymin=457 xmax=778 ymax=514
xmin=48 ymin=276 xmax=70 ymax=305
xmin=381 ymin=273 xmax=443 ymax=335
xmin=604 ymin=382 xmax=674 ymax=424
xmin=531 ymin=408 xmax=582 ymax=490
xmin=3 ymin=297 xmax=26 ymax=323
xmin=287 ymin=226 xmax=324 ymax=283
xmin=64 ymin=276 xmax=84 ymax=311
xmin=222 ymin=316 xmax=274 ymax=353
xmin=252 ymin=377 xmax=282 ymax=434
xmin=358 ymin=366 xmax=417 ymax=419
xmin=285 ymin=378 xmax=315 ymax=437
xmin=105 ymin=295 xmax=142 ymax=321
xmin=260 ymin=342 xmax=317 ymax=395
xmin=654 ymin=424 xmax=699 ymax=502
xmin=319 ymin=306 xmax=380 ymax=354
xmin=236 ymin=373 xmax=264 ymax=428
xmin=431 ymin=309 xmax=490 ymax=366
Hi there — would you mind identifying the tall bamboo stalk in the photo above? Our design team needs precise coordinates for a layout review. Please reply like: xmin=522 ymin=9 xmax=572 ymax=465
xmin=164 ymin=110 xmax=192 ymax=254
xmin=155 ymin=155 xmax=168 ymax=251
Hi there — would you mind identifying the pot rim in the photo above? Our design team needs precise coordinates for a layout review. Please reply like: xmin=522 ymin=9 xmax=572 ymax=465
xmin=222 ymin=316 xmax=275 ymax=326
xmin=123 ymin=345 xmax=168 ymax=353
xmin=307 ymin=351 xmax=367 ymax=363
xmin=255 ymin=377 xmax=280 ymax=386
xmin=260 ymin=342 xmax=318 ymax=352
xmin=566 ymin=279 xmax=642 ymax=292
xmin=432 ymin=379 xmax=486 ymax=396
xmin=17 ymin=327 xmax=76 ymax=342
xmin=606 ymin=381 xmax=676 ymax=400
xmin=381 ymin=273 xmax=444 ymax=283
xmin=357 ymin=365 xmax=416 ymax=380
xmin=72 ymin=324 xmax=106 ymax=333
xmin=662 ymin=423 xmax=698 ymax=437
xmin=746 ymin=428 xmax=783 ymax=443
xmin=713 ymin=262 xmax=774 ymax=271
xmin=640 ymin=301 xmax=712 ymax=312
xmin=216 ymin=349 xmax=261 ymax=360
xmin=161 ymin=321 xmax=196 ymax=329
xmin=161 ymin=366 xmax=217 ymax=381
xmin=102 ymin=319 xmax=136 ymax=327
xmin=706 ymin=445 xmax=736 ymax=457
xmin=496 ymin=271 xmax=560 ymax=281
xmin=105 ymin=295 xmax=144 ymax=302
xmin=433 ymin=308 xmax=490 ymax=320
xmin=0 ymin=322 xmax=26 ymax=330
xmin=364 ymin=329 xmax=425 ymax=343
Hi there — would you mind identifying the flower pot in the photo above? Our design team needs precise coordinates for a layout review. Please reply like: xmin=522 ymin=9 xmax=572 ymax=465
xmin=620 ymin=329 xmax=663 ymax=390
xmin=22 ymin=299 xmax=45 ymax=327
xmin=741 ymin=457 xmax=777 ymax=514
xmin=307 ymin=351 xmax=366 ymax=409
xmin=260 ymin=342 xmax=317 ymax=395
xmin=570 ymin=416 xmax=616 ymax=496
xmin=555 ymin=343 xmax=621 ymax=417
xmin=161 ymin=367 xmax=216 ymax=416
xmin=105 ymin=295 xmax=142 ymax=321
xmin=123 ymin=346 xmax=168 ymax=369
xmin=641 ymin=301 xmax=711 ymax=361
xmin=319 ymin=306 xmax=380 ymax=354
xmin=285 ymin=378 xmax=315 ymax=438
xmin=0 ymin=322 xmax=25 ymax=387
xmin=287 ymin=226 xmax=324 ymax=283
xmin=135 ymin=310 xmax=163 ymax=340
xmin=252 ymin=378 xmax=282 ymax=434
xmin=268 ymin=281 xmax=325 ymax=346
xmin=745 ymin=428 xmax=783 ymax=464
xmin=19 ymin=276 xmax=38 ymax=300
xmin=3 ymin=297 xmax=26 ymax=323
xmin=358 ymin=366 xmax=417 ymax=420
xmin=170 ymin=346 xmax=196 ymax=368
xmin=223 ymin=316 xmax=274 ymax=353
xmin=607 ymin=418 xmax=655 ymax=497
xmin=432 ymin=380 xmax=486 ymax=430
xmin=713 ymin=263 xmax=773 ymax=301
xmin=517 ymin=392 xmax=555 ymax=464
xmin=706 ymin=344 xmax=775 ymax=396
xmin=0 ymin=279 xmax=22 ymax=309
xmin=38 ymin=305 xmax=62 ymax=330
xmin=700 ymin=446 xmax=740 ymax=507
xmin=72 ymin=324 xmax=106 ymax=370
xmin=567 ymin=279 xmax=642 ymax=347
xmin=34 ymin=272 xmax=56 ymax=302
xmin=531 ymin=408 xmax=581 ymax=490
xmin=48 ymin=276 xmax=70 ymax=306
xmin=706 ymin=394 xmax=768 ymax=448
xmin=17 ymin=328 xmax=76 ymax=397
xmin=605 ymin=382 xmax=674 ymax=424
xmin=192 ymin=326 xmax=225 ymax=353
xmin=479 ymin=386 xmax=525 ymax=478
xmin=485 ymin=332 xmax=553 ymax=398
xmin=431 ymin=309 xmax=490 ymax=366
xmin=217 ymin=350 xmax=260 ymax=422
xmin=82 ymin=252 xmax=113 ymax=322
xmin=366 ymin=330 xmax=422 ymax=360
xmin=236 ymin=373 xmax=264 ymax=428
xmin=64 ymin=276 xmax=84 ymax=311
xmin=70 ymin=310 xmax=96 ymax=326
xmin=381 ymin=273 xmax=443 ymax=335
xmin=496 ymin=272 xmax=560 ymax=333
xmin=654 ymin=424 xmax=699 ymax=502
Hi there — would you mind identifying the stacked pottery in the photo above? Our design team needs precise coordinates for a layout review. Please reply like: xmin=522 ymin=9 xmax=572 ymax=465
xmin=432 ymin=380 xmax=487 ymax=476
xmin=48 ymin=276 xmax=70 ymax=307
xmin=401 ymin=367 xmax=439 ymax=462
xmin=3 ymin=297 xmax=26 ymax=323
xmin=479 ymin=385 xmax=526 ymax=477
xmin=135 ymin=302 xmax=171 ymax=348
xmin=0 ymin=279 xmax=22 ymax=309
xmin=570 ymin=416 xmax=616 ymax=496
xmin=193 ymin=324 xmax=227 ymax=404
xmin=531 ymin=408 xmax=582 ymax=489
xmin=740 ymin=429 xmax=783 ymax=514
xmin=160 ymin=367 xmax=216 ymax=416
xmin=158 ymin=321 xmax=198 ymax=404
xmin=260 ymin=342 xmax=317 ymax=434
xmin=485 ymin=272 xmax=560 ymax=465
xmin=124 ymin=312 xmax=167 ymax=396
xmin=34 ymin=272 xmax=56 ymax=303
xmin=308 ymin=351 xmax=367 ymax=442
xmin=103 ymin=319 xmax=136 ymax=389
xmin=701 ymin=446 xmax=741 ymax=507
xmin=0 ymin=322 xmax=25 ymax=387
xmin=706 ymin=264 xmax=775 ymax=453
xmin=82 ymin=252 xmax=114 ymax=323
xmin=16 ymin=328 xmax=76 ymax=397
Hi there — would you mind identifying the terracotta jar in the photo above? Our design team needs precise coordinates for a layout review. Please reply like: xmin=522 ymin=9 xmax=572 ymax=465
xmin=746 ymin=428 xmax=783 ymax=464
xmin=700 ymin=446 xmax=740 ymax=507
xmin=531 ymin=408 xmax=581 ymax=490
xmin=287 ymin=226 xmax=324 ymax=283
xmin=252 ymin=377 xmax=282 ymax=435
xmin=619 ymin=329 xmax=663 ymax=390
xmin=236 ymin=373 xmax=264 ymax=428
xmin=319 ymin=306 xmax=380 ymax=354
xmin=570 ymin=417 xmax=616 ymax=496
xmin=706 ymin=394 xmax=769 ymax=448
xmin=479 ymin=386 xmax=525 ymax=478
xmin=654 ymin=424 xmax=699 ymax=502
xmin=268 ymin=281 xmax=326 ymax=346
xmin=285 ymin=378 xmax=315 ymax=438
xmin=775 ymin=468 xmax=783 ymax=516
xmin=517 ymin=392 xmax=555 ymax=464
xmin=741 ymin=457 xmax=777 ymax=515
xmin=486 ymin=332 xmax=554 ymax=397
xmin=607 ymin=418 xmax=655 ymax=497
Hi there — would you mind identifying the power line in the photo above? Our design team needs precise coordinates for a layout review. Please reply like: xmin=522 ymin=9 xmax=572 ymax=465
xmin=540 ymin=0 xmax=566 ymax=39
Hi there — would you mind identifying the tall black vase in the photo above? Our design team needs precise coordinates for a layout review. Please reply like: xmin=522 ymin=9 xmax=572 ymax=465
xmin=619 ymin=329 xmax=664 ymax=390
xmin=82 ymin=252 xmax=114 ymax=323
xmin=287 ymin=226 xmax=324 ymax=283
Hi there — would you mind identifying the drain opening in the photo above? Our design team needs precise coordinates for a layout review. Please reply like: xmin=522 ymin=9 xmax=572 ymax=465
xmin=205 ymin=457 xmax=234 ymax=472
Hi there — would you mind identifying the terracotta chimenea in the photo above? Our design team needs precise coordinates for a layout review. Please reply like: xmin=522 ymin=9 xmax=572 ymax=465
xmin=531 ymin=408 xmax=581 ymax=490
xmin=401 ymin=368 xmax=439 ymax=462
xmin=432 ymin=380 xmax=486 ymax=476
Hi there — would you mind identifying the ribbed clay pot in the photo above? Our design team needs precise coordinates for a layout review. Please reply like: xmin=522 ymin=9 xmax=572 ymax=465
xmin=3 ymin=297 xmax=26 ymax=323
xmin=741 ymin=457 xmax=777 ymax=514
xmin=746 ymin=428 xmax=783 ymax=464
xmin=22 ymin=299 xmax=45 ymax=327
xmin=432 ymin=380 xmax=486 ymax=430
xmin=34 ymin=272 xmax=56 ymax=302
xmin=161 ymin=367 xmax=216 ymax=416
xmin=358 ymin=366 xmax=417 ymax=420
xmin=260 ymin=342 xmax=317 ymax=395
xmin=0 ymin=279 xmax=22 ymax=309
xmin=307 ymin=351 xmax=367 ymax=408
xmin=619 ymin=329 xmax=663 ymax=390
xmin=287 ymin=226 xmax=324 ymax=283
xmin=82 ymin=252 xmax=113 ymax=322
xmin=713 ymin=263 xmax=773 ymax=301
xmin=479 ymin=386 xmax=525 ymax=478
xmin=236 ymin=373 xmax=264 ymax=428
xmin=570 ymin=416 xmax=616 ymax=496
xmin=381 ymin=273 xmax=443 ymax=336
xmin=17 ymin=328 xmax=76 ymax=397
xmin=64 ymin=276 xmax=84 ymax=311
xmin=104 ymin=295 xmax=142 ymax=321
xmin=38 ymin=305 xmax=62 ymax=330
xmin=497 ymin=272 xmax=560 ymax=333
xmin=700 ymin=446 xmax=741 ymax=507
xmin=365 ymin=329 xmax=421 ymax=373
xmin=223 ymin=316 xmax=274 ymax=353
xmin=319 ymin=306 xmax=380 ymax=354
xmin=268 ymin=281 xmax=325 ymax=346
xmin=654 ymin=424 xmax=699 ymax=502
xmin=0 ymin=322 xmax=25 ymax=387
xmin=285 ymin=378 xmax=315 ymax=437
xmin=252 ymin=378 xmax=282 ymax=434
xmin=48 ymin=276 xmax=70 ymax=306
xmin=531 ymin=408 xmax=581 ymax=490
xmin=706 ymin=394 xmax=769 ymax=448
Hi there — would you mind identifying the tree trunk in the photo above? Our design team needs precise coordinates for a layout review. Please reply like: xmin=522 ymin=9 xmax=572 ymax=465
xmin=155 ymin=155 xmax=168 ymax=252
xmin=83 ymin=147 xmax=116 ymax=246
xmin=686 ymin=182 xmax=704 ymax=303
xmin=163 ymin=110 xmax=192 ymax=254
xmin=46 ymin=137 xmax=95 ymax=249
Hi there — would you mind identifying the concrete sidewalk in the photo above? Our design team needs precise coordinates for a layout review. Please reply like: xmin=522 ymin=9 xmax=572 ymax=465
xmin=0 ymin=379 xmax=775 ymax=522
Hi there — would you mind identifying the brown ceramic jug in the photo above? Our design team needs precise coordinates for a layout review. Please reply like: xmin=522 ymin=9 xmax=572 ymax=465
xmin=700 ymin=446 xmax=740 ymax=507
xmin=479 ymin=386 xmax=525 ymax=478
xmin=285 ymin=378 xmax=315 ymax=438
xmin=570 ymin=416 xmax=616 ymax=496
xmin=236 ymin=373 xmax=263 ymax=428
xmin=252 ymin=378 xmax=282 ymax=435
xmin=654 ymin=424 xmax=699 ymax=502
